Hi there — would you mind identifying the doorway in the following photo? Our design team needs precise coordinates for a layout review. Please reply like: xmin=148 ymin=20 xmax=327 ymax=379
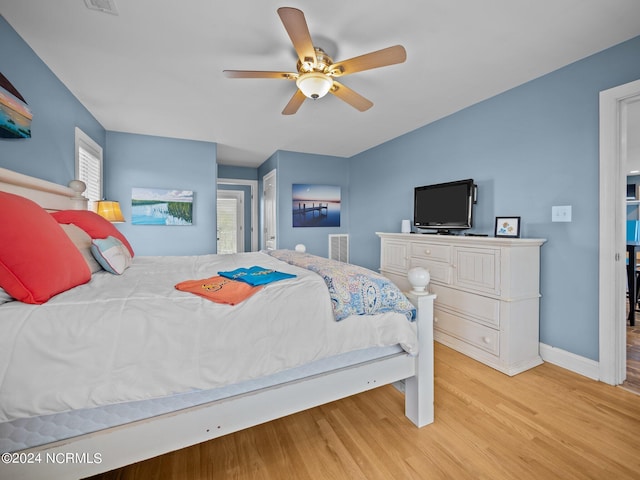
xmin=217 ymin=179 xmax=258 ymax=252
xmin=599 ymin=79 xmax=640 ymax=386
xmin=217 ymin=190 xmax=244 ymax=254
xmin=263 ymin=169 xmax=277 ymax=250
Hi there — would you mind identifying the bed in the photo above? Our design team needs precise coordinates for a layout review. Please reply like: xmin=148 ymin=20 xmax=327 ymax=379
xmin=0 ymin=167 xmax=435 ymax=480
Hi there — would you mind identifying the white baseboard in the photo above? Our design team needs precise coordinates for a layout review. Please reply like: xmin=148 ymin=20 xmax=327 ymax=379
xmin=539 ymin=343 xmax=600 ymax=381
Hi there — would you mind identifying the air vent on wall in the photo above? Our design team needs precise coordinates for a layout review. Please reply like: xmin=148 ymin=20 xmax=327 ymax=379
xmin=329 ymin=234 xmax=349 ymax=263
xmin=84 ymin=0 xmax=119 ymax=15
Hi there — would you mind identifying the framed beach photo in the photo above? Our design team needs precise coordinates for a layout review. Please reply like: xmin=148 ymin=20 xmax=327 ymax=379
xmin=0 ymin=73 xmax=32 ymax=139
xmin=494 ymin=216 xmax=521 ymax=238
xmin=131 ymin=187 xmax=194 ymax=225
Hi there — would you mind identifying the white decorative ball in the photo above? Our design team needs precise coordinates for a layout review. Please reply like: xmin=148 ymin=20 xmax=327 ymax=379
xmin=294 ymin=244 xmax=306 ymax=253
xmin=68 ymin=179 xmax=87 ymax=194
xmin=407 ymin=267 xmax=430 ymax=294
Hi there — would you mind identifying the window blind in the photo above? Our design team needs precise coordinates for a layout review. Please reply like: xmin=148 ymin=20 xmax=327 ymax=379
xmin=78 ymin=145 xmax=101 ymax=202
xmin=75 ymin=128 xmax=103 ymax=210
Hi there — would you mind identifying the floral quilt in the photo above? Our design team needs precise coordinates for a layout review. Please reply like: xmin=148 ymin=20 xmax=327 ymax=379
xmin=267 ymin=250 xmax=416 ymax=322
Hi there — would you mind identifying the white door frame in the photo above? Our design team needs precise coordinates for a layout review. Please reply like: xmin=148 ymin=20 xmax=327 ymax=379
xmin=217 ymin=178 xmax=258 ymax=252
xmin=599 ymin=78 xmax=640 ymax=385
xmin=263 ymin=169 xmax=277 ymax=250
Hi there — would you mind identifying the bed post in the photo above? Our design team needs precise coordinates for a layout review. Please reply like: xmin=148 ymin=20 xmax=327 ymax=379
xmin=404 ymin=292 xmax=435 ymax=427
xmin=67 ymin=179 xmax=88 ymax=210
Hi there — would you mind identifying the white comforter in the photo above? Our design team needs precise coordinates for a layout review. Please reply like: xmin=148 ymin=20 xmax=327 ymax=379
xmin=0 ymin=252 xmax=417 ymax=422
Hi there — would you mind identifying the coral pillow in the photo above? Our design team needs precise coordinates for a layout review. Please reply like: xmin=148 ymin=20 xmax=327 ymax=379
xmin=0 ymin=192 xmax=92 ymax=304
xmin=52 ymin=210 xmax=134 ymax=257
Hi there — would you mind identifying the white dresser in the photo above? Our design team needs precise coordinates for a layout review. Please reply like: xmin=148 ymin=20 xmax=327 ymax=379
xmin=377 ymin=232 xmax=546 ymax=375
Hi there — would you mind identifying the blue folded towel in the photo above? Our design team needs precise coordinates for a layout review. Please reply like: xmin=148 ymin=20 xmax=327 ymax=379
xmin=218 ymin=266 xmax=296 ymax=286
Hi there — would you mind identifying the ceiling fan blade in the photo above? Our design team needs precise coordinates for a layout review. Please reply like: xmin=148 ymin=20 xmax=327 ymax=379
xmin=329 ymin=45 xmax=407 ymax=77
xmin=330 ymin=81 xmax=373 ymax=112
xmin=277 ymin=7 xmax=317 ymax=68
xmin=282 ymin=89 xmax=306 ymax=115
xmin=223 ymin=70 xmax=297 ymax=80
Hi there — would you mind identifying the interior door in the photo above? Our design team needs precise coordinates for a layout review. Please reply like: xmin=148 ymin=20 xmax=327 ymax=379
xmin=599 ymin=79 xmax=640 ymax=385
xmin=263 ymin=169 xmax=277 ymax=250
xmin=217 ymin=190 xmax=244 ymax=254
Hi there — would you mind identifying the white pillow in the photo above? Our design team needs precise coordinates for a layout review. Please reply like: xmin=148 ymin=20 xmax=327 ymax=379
xmin=90 ymin=236 xmax=132 ymax=275
xmin=60 ymin=223 xmax=103 ymax=273
xmin=0 ymin=287 xmax=13 ymax=305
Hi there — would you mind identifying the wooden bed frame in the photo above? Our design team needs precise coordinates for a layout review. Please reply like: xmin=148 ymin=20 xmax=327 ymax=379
xmin=0 ymin=167 xmax=435 ymax=480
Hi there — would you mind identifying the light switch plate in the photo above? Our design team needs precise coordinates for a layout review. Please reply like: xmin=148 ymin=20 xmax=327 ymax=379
xmin=552 ymin=205 xmax=572 ymax=222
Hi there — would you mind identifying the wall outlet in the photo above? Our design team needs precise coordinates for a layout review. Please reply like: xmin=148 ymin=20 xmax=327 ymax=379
xmin=552 ymin=205 xmax=572 ymax=222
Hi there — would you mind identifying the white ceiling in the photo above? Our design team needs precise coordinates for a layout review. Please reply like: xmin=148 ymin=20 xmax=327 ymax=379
xmin=2 ymin=0 xmax=640 ymax=167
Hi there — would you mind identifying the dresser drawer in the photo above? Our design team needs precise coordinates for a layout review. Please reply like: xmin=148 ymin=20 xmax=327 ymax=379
xmin=410 ymin=258 xmax=452 ymax=284
xmin=410 ymin=242 xmax=451 ymax=263
xmin=430 ymin=284 xmax=500 ymax=328
xmin=434 ymin=308 xmax=500 ymax=356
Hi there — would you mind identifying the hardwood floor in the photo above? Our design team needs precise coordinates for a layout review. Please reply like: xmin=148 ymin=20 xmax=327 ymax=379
xmin=622 ymin=302 xmax=640 ymax=394
xmin=624 ymin=322 xmax=640 ymax=394
xmin=88 ymin=343 xmax=640 ymax=480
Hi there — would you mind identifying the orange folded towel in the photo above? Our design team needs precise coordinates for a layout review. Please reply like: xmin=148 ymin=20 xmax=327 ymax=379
xmin=175 ymin=276 xmax=262 ymax=305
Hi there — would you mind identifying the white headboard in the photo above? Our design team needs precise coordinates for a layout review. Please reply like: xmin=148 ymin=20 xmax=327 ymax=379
xmin=0 ymin=167 xmax=87 ymax=211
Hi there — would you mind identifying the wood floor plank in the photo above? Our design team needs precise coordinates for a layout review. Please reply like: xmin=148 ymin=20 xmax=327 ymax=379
xmin=624 ymin=323 xmax=640 ymax=394
xmin=88 ymin=343 xmax=640 ymax=480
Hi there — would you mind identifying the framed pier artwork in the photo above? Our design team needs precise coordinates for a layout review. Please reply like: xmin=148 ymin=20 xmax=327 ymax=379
xmin=292 ymin=184 xmax=340 ymax=227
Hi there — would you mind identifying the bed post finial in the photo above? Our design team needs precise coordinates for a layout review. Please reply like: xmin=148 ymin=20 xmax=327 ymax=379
xmin=68 ymin=179 xmax=86 ymax=195
xmin=68 ymin=179 xmax=88 ymax=210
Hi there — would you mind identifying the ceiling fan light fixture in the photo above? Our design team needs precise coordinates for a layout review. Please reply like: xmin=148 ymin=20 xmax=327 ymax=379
xmin=296 ymin=72 xmax=333 ymax=99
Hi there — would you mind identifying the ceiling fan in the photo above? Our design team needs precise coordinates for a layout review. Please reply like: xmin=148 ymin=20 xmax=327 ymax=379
xmin=223 ymin=7 xmax=407 ymax=115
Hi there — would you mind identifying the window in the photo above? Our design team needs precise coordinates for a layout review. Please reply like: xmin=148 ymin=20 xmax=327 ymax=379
xmin=74 ymin=127 xmax=103 ymax=210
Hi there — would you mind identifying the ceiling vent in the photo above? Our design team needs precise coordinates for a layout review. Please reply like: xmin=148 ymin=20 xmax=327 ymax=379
xmin=84 ymin=0 xmax=119 ymax=15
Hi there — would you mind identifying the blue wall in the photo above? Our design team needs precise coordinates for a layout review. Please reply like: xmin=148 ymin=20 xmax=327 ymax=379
xmin=3 ymin=11 xmax=640 ymax=364
xmin=105 ymin=132 xmax=217 ymax=256
xmin=0 ymin=19 xmax=218 ymax=257
xmin=0 ymin=16 xmax=104 ymax=184
xmin=258 ymin=150 xmax=350 ymax=257
xmin=218 ymin=164 xmax=258 ymax=181
xmin=349 ymin=35 xmax=640 ymax=361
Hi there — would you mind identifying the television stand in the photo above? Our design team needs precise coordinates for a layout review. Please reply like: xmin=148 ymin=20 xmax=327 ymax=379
xmin=376 ymin=232 xmax=546 ymax=376
xmin=415 ymin=229 xmax=458 ymax=235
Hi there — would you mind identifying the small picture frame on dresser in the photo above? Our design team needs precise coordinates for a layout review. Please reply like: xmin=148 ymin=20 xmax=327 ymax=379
xmin=494 ymin=216 xmax=521 ymax=238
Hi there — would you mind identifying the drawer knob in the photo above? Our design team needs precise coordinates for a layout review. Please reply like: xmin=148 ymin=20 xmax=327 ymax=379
xmin=482 ymin=336 xmax=492 ymax=344
xmin=434 ymin=316 xmax=439 ymax=323
xmin=425 ymin=249 xmax=431 ymax=255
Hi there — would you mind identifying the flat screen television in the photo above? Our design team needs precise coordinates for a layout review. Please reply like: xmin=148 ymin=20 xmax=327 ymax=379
xmin=414 ymin=179 xmax=476 ymax=233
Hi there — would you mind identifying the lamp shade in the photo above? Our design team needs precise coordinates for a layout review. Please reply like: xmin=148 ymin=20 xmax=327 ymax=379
xmin=96 ymin=201 xmax=125 ymax=223
xmin=296 ymin=72 xmax=333 ymax=99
